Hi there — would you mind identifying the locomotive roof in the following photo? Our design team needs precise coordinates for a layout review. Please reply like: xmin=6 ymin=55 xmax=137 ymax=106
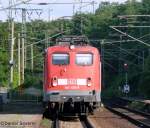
xmin=46 ymin=45 xmax=99 ymax=54
xmin=56 ymin=35 xmax=89 ymax=45
xmin=48 ymin=45 xmax=97 ymax=49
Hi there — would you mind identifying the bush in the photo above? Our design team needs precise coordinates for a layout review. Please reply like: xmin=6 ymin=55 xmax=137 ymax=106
xmin=24 ymin=74 xmax=42 ymax=89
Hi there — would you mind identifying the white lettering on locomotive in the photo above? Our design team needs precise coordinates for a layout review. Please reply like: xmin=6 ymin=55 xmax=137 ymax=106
xmin=67 ymin=79 xmax=77 ymax=85
xmin=57 ymin=78 xmax=88 ymax=86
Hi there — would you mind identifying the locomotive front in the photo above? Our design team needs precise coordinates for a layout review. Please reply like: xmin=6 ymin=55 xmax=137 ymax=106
xmin=43 ymin=37 xmax=101 ymax=116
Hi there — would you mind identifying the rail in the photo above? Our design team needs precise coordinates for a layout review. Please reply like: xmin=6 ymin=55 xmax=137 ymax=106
xmin=51 ymin=119 xmax=59 ymax=128
xmin=105 ymin=105 xmax=150 ymax=128
xmin=115 ymin=103 xmax=150 ymax=118
xmin=80 ymin=116 xmax=95 ymax=128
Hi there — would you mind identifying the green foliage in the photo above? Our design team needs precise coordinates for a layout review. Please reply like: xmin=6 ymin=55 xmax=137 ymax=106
xmin=24 ymin=74 xmax=42 ymax=89
xmin=125 ymin=0 xmax=138 ymax=14
xmin=129 ymin=101 xmax=146 ymax=110
xmin=138 ymin=72 xmax=150 ymax=98
xmin=102 ymin=85 xmax=121 ymax=98
xmin=137 ymin=57 xmax=150 ymax=98
xmin=0 ymin=0 xmax=150 ymax=98
xmin=141 ymin=0 xmax=150 ymax=14
xmin=0 ymin=47 xmax=9 ymax=87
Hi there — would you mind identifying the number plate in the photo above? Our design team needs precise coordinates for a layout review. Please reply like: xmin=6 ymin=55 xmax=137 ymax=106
xmin=67 ymin=79 xmax=77 ymax=85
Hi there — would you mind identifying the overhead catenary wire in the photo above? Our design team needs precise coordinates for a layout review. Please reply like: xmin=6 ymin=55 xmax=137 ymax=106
xmin=104 ymin=51 xmax=142 ymax=69
xmin=26 ymin=2 xmax=95 ymax=5
xmin=101 ymin=41 xmax=144 ymax=60
xmin=12 ymin=29 xmax=70 ymax=51
xmin=25 ymin=52 xmax=43 ymax=61
xmin=90 ymin=39 xmax=146 ymax=60
xmin=118 ymin=15 xmax=150 ymax=18
xmin=103 ymin=60 xmax=118 ymax=71
xmin=111 ymin=26 xmax=150 ymax=28
xmin=110 ymin=26 xmax=150 ymax=47
xmin=0 ymin=0 xmax=32 ymax=11
xmin=89 ymin=32 xmax=150 ymax=44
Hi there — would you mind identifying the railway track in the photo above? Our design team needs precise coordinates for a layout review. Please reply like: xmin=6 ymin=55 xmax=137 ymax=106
xmin=116 ymin=103 xmax=150 ymax=118
xmin=80 ymin=116 xmax=95 ymax=128
xmin=51 ymin=116 xmax=95 ymax=128
xmin=51 ymin=119 xmax=59 ymax=128
xmin=105 ymin=104 xmax=150 ymax=128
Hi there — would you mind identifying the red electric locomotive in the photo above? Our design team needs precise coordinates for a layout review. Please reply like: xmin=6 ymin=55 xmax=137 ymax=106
xmin=43 ymin=36 xmax=101 ymax=116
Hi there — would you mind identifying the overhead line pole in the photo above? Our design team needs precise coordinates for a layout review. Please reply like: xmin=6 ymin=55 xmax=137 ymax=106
xmin=31 ymin=44 xmax=33 ymax=72
xmin=101 ymin=40 xmax=105 ymax=87
xmin=9 ymin=21 xmax=15 ymax=100
xmin=9 ymin=0 xmax=15 ymax=101
xmin=21 ymin=8 xmax=26 ymax=83
xmin=45 ymin=32 xmax=48 ymax=48
xmin=80 ymin=0 xmax=83 ymax=34
xmin=22 ymin=8 xmax=27 ymax=69
xmin=92 ymin=1 xmax=95 ymax=13
xmin=73 ymin=4 xmax=75 ymax=15
xmin=48 ymin=9 xmax=53 ymax=22
xmin=12 ymin=30 xmax=71 ymax=53
xmin=18 ymin=33 xmax=21 ymax=86
xmin=12 ymin=7 xmax=42 ymax=83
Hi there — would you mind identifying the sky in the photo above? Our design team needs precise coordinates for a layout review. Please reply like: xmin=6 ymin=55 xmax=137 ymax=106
xmin=0 ymin=0 xmax=138 ymax=22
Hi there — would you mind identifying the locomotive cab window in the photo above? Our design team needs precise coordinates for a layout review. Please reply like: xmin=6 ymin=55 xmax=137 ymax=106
xmin=52 ymin=53 xmax=69 ymax=65
xmin=76 ymin=53 xmax=93 ymax=66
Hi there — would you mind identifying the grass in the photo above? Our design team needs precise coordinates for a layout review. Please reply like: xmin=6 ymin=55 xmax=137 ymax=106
xmin=127 ymin=101 xmax=150 ymax=113
xmin=39 ymin=118 xmax=52 ymax=128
